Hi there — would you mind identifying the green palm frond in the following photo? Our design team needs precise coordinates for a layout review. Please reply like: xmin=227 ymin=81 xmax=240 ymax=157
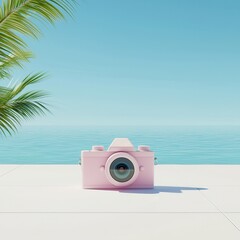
xmin=0 ymin=0 xmax=76 ymax=79
xmin=0 ymin=0 xmax=76 ymax=136
xmin=0 ymin=51 xmax=33 ymax=79
xmin=0 ymin=73 xmax=49 ymax=136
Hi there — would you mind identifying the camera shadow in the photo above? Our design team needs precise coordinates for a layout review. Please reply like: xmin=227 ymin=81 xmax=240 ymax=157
xmin=118 ymin=186 xmax=208 ymax=194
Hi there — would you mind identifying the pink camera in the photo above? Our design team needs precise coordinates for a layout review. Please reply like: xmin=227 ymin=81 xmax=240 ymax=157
xmin=81 ymin=138 xmax=154 ymax=189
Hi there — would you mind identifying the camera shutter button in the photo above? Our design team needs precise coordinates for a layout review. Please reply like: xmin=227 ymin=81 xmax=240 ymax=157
xmin=92 ymin=146 xmax=104 ymax=151
xmin=138 ymin=145 xmax=150 ymax=151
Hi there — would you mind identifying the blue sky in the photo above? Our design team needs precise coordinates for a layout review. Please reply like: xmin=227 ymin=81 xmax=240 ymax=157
xmin=10 ymin=0 xmax=240 ymax=126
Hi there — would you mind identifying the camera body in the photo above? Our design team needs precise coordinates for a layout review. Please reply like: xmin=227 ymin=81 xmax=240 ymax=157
xmin=81 ymin=138 xmax=154 ymax=189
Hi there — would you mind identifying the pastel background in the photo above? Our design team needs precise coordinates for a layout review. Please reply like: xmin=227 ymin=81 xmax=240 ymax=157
xmin=1 ymin=0 xmax=240 ymax=164
xmin=3 ymin=0 xmax=240 ymax=126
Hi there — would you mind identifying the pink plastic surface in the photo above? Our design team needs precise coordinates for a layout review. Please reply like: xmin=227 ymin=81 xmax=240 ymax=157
xmin=81 ymin=138 xmax=154 ymax=189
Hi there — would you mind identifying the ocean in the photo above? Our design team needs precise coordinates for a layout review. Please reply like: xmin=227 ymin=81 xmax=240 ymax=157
xmin=0 ymin=126 xmax=240 ymax=164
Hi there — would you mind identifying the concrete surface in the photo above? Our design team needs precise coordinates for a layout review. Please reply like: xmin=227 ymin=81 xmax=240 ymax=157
xmin=0 ymin=165 xmax=240 ymax=240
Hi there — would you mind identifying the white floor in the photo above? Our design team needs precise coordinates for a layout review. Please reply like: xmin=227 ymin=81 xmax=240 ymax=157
xmin=0 ymin=165 xmax=240 ymax=240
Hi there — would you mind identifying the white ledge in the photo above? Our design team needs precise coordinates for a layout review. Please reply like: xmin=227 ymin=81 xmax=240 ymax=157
xmin=0 ymin=165 xmax=240 ymax=239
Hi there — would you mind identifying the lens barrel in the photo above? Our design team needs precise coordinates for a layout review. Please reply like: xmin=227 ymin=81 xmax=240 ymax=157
xmin=109 ymin=157 xmax=135 ymax=182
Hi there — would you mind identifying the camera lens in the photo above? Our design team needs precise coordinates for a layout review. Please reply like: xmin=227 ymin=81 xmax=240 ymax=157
xmin=110 ymin=157 xmax=135 ymax=182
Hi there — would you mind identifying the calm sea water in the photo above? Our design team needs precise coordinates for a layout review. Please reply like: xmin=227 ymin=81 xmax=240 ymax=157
xmin=0 ymin=126 xmax=240 ymax=164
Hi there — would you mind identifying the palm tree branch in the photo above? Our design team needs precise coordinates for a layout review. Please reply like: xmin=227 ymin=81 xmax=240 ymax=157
xmin=0 ymin=0 xmax=75 ymax=79
xmin=0 ymin=51 xmax=32 ymax=79
xmin=0 ymin=73 xmax=50 ymax=135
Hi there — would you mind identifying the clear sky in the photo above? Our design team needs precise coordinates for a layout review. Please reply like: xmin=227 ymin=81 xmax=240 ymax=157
xmin=10 ymin=0 xmax=240 ymax=126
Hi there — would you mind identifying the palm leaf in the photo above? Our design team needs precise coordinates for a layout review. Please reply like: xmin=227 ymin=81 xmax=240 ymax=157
xmin=0 ymin=73 xmax=49 ymax=136
xmin=0 ymin=51 xmax=33 ymax=79
xmin=0 ymin=0 xmax=76 ymax=136
xmin=0 ymin=0 xmax=76 ymax=79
